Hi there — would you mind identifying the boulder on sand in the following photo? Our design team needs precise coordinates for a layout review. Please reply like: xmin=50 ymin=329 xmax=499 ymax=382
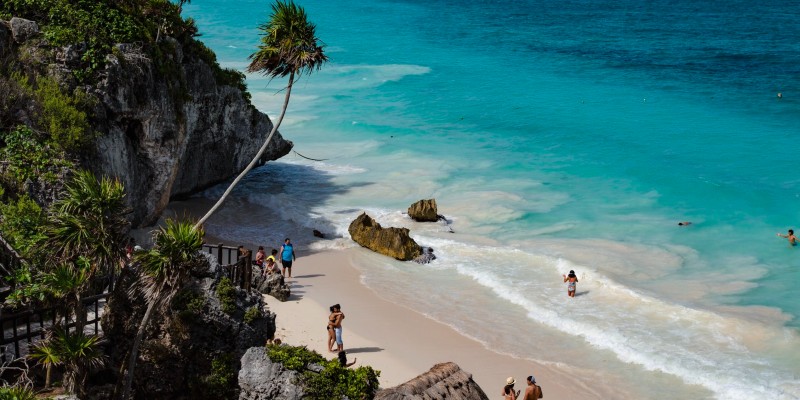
xmin=408 ymin=199 xmax=439 ymax=222
xmin=252 ymin=266 xmax=291 ymax=301
xmin=348 ymin=212 xmax=422 ymax=261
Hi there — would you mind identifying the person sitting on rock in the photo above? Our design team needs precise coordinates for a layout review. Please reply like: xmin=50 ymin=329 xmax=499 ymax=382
xmin=264 ymin=258 xmax=278 ymax=276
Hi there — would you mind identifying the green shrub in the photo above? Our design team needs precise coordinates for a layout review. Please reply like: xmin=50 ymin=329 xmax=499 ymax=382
xmin=267 ymin=344 xmax=380 ymax=400
xmin=189 ymin=354 xmax=236 ymax=399
xmin=32 ymin=78 xmax=96 ymax=151
xmin=0 ymin=385 xmax=37 ymax=400
xmin=0 ymin=125 xmax=71 ymax=190
xmin=243 ymin=306 xmax=262 ymax=325
xmin=0 ymin=193 xmax=46 ymax=258
xmin=215 ymin=277 xmax=236 ymax=314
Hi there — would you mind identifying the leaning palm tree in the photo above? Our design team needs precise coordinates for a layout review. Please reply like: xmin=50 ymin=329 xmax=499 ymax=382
xmin=120 ymin=219 xmax=204 ymax=400
xmin=194 ymin=0 xmax=327 ymax=228
xmin=29 ymin=340 xmax=61 ymax=389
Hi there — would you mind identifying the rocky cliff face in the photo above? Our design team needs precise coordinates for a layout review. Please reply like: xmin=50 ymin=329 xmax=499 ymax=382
xmin=102 ymin=253 xmax=276 ymax=400
xmin=91 ymin=40 xmax=293 ymax=226
xmin=1 ymin=18 xmax=293 ymax=226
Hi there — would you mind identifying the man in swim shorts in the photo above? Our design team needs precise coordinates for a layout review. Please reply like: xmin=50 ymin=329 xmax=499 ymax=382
xmin=280 ymin=238 xmax=296 ymax=277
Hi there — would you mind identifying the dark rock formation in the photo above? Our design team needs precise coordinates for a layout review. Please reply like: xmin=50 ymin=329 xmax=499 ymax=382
xmin=8 ymin=17 xmax=38 ymax=43
xmin=413 ymin=247 xmax=436 ymax=264
xmin=102 ymin=252 xmax=276 ymax=399
xmin=237 ymin=346 xmax=305 ymax=400
xmin=91 ymin=40 xmax=293 ymax=226
xmin=0 ymin=17 xmax=293 ymax=226
xmin=312 ymin=229 xmax=324 ymax=238
xmin=252 ymin=266 xmax=291 ymax=301
xmin=408 ymin=199 xmax=439 ymax=222
xmin=348 ymin=212 xmax=422 ymax=261
xmin=376 ymin=362 xmax=490 ymax=400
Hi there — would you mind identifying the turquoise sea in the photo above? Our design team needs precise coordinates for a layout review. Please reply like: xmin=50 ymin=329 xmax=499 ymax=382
xmin=183 ymin=0 xmax=800 ymax=398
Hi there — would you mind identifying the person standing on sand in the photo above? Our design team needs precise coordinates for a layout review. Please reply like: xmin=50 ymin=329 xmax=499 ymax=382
xmin=563 ymin=270 xmax=579 ymax=297
xmin=331 ymin=304 xmax=345 ymax=352
xmin=777 ymin=229 xmax=798 ymax=246
xmin=327 ymin=305 xmax=337 ymax=352
xmin=503 ymin=377 xmax=520 ymax=400
xmin=280 ymin=238 xmax=296 ymax=277
xmin=523 ymin=375 xmax=542 ymax=399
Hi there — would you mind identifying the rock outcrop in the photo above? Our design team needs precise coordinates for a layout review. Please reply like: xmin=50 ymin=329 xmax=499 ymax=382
xmin=102 ymin=252 xmax=276 ymax=399
xmin=237 ymin=346 xmax=305 ymax=400
xmin=413 ymin=247 xmax=436 ymax=264
xmin=376 ymin=362 xmax=490 ymax=400
xmin=92 ymin=40 xmax=293 ymax=226
xmin=252 ymin=267 xmax=291 ymax=301
xmin=408 ymin=199 xmax=439 ymax=222
xmin=0 ymin=17 xmax=293 ymax=227
xmin=348 ymin=212 xmax=422 ymax=261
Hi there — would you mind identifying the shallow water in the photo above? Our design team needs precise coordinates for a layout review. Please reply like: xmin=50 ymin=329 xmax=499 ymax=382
xmin=183 ymin=0 xmax=800 ymax=398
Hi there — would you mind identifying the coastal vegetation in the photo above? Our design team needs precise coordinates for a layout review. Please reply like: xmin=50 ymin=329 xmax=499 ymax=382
xmin=266 ymin=344 xmax=381 ymax=399
xmin=195 ymin=0 xmax=328 ymax=227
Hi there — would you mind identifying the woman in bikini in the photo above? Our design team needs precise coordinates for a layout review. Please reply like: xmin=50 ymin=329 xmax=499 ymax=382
xmin=563 ymin=270 xmax=579 ymax=298
xmin=327 ymin=305 xmax=337 ymax=352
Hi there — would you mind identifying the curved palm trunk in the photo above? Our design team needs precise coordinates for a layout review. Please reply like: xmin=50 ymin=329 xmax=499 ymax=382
xmin=194 ymin=72 xmax=296 ymax=229
xmin=119 ymin=292 xmax=160 ymax=400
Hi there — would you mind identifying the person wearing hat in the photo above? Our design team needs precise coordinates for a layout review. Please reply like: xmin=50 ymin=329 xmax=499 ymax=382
xmin=523 ymin=375 xmax=542 ymax=399
xmin=502 ymin=377 xmax=520 ymax=400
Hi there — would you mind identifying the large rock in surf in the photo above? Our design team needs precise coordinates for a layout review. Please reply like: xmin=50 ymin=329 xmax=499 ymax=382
xmin=376 ymin=362 xmax=490 ymax=400
xmin=348 ymin=212 xmax=422 ymax=261
xmin=408 ymin=199 xmax=439 ymax=222
xmin=252 ymin=266 xmax=291 ymax=301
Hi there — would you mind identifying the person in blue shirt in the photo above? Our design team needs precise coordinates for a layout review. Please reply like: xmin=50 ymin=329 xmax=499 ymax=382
xmin=280 ymin=238 xmax=296 ymax=277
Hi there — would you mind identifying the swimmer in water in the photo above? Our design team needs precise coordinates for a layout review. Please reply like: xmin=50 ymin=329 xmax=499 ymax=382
xmin=777 ymin=229 xmax=797 ymax=246
xmin=678 ymin=221 xmax=692 ymax=226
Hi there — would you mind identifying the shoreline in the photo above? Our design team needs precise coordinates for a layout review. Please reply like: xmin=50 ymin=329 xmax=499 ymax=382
xmin=265 ymin=248 xmax=623 ymax=398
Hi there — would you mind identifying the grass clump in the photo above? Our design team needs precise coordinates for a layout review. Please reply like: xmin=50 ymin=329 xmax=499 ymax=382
xmin=267 ymin=344 xmax=380 ymax=400
xmin=243 ymin=306 xmax=262 ymax=325
xmin=0 ymin=386 xmax=37 ymax=400
xmin=215 ymin=277 xmax=236 ymax=314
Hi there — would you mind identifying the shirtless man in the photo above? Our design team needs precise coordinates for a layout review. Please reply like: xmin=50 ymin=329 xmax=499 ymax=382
xmin=523 ymin=375 xmax=542 ymax=400
xmin=777 ymin=229 xmax=797 ymax=246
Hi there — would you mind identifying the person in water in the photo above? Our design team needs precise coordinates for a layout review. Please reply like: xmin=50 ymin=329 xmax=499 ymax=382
xmin=678 ymin=221 xmax=692 ymax=226
xmin=563 ymin=270 xmax=579 ymax=297
xmin=777 ymin=229 xmax=798 ymax=246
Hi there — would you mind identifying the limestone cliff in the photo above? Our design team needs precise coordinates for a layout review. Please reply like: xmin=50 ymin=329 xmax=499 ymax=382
xmin=0 ymin=17 xmax=293 ymax=226
xmin=90 ymin=39 xmax=292 ymax=226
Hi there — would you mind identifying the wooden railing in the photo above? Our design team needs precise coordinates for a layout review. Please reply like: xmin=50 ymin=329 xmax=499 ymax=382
xmin=0 ymin=293 xmax=109 ymax=362
xmin=201 ymin=243 xmax=253 ymax=291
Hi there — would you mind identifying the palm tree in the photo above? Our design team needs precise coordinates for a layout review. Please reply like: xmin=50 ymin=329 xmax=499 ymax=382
xmin=29 ymin=341 xmax=61 ymax=389
xmin=55 ymin=329 xmax=105 ymax=397
xmin=46 ymin=170 xmax=130 ymax=328
xmin=120 ymin=219 xmax=204 ymax=400
xmin=194 ymin=0 xmax=327 ymax=228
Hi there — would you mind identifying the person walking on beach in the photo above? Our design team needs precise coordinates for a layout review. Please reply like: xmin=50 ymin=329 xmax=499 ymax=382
xmin=280 ymin=238 xmax=296 ymax=278
xmin=331 ymin=304 xmax=345 ymax=352
xmin=563 ymin=270 xmax=579 ymax=298
xmin=776 ymin=229 xmax=798 ymax=246
xmin=523 ymin=375 xmax=542 ymax=399
xmin=502 ymin=377 xmax=520 ymax=400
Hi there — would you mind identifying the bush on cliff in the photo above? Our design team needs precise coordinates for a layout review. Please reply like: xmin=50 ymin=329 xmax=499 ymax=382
xmin=267 ymin=344 xmax=380 ymax=400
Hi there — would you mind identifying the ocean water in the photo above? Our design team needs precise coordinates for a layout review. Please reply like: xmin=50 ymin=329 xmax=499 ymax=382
xmin=182 ymin=0 xmax=800 ymax=398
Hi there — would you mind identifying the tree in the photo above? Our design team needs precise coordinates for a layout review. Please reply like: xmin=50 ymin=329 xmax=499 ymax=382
xmin=29 ymin=341 xmax=60 ymax=389
xmin=46 ymin=170 xmax=130 ymax=328
xmin=194 ymin=0 xmax=327 ymax=228
xmin=120 ymin=219 xmax=204 ymax=400
xmin=29 ymin=328 xmax=104 ymax=397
